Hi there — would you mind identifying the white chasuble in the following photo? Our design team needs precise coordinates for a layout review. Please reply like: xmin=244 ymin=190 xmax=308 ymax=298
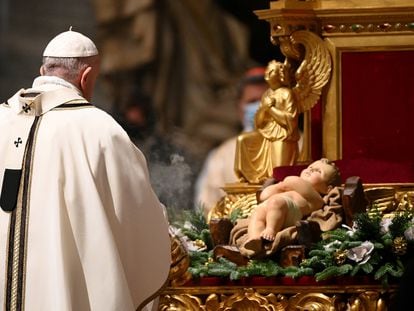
xmin=0 ymin=80 xmax=171 ymax=311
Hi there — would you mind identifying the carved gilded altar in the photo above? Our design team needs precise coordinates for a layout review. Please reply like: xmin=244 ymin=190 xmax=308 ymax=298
xmin=159 ymin=1 xmax=414 ymax=310
xmin=160 ymin=284 xmax=397 ymax=310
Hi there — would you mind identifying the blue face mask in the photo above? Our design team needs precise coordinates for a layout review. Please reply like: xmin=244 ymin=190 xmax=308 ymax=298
xmin=242 ymin=100 xmax=260 ymax=132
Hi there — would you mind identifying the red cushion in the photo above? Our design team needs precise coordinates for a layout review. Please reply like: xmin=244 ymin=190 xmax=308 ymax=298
xmin=334 ymin=158 xmax=414 ymax=184
xmin=273 ymin=164 xmax=307 ymax=182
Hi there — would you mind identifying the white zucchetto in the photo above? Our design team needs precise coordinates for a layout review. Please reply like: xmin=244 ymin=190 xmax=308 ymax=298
xmin=43 ymin=29 xmax=98 ymax=58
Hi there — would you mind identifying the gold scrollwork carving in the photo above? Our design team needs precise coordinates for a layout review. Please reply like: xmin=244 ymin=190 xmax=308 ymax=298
xmin=160 ymin=288 xmax=397 ymax=311
xmin=364 ymin=187 xmax=414 ymax=217
xmin=159 ymin=294 xmax=204 ymax=311
xmin=349 ymin=291 xmax=386 ymax=311
xmin=230 ymin=193 xmax=258 ymax=219
xmin=168 ymin=234 xmax=192 ymax=287
xmin=205 ymin=288 xmax=288 ymax=311
xmin=209 ymin=192 xmax=258 ymax=221
xmin=395 ymin=191 xmax=414 ymax=213
xmin=365 ymin=187 xmax=396 ymax=215
xmin=289 ymin=292 xmax=335 ymax=311
xmin=208 ymin=184 xmax=261 ymax=221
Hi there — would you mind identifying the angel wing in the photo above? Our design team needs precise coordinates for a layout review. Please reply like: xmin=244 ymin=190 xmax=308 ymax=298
xmin=289 ymin=31 xmax=332 ymax=113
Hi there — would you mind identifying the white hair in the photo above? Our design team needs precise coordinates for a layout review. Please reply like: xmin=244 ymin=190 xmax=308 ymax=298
xmin=42 ymin=57 xmax=91 ymax=83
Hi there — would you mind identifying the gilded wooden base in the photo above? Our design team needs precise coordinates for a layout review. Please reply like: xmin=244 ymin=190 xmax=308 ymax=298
xmin=159 ymin=282 xmax=397 ymax=310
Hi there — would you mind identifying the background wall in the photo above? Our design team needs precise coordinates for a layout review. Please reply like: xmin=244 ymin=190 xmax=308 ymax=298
xmin=0 ymin=0 xmax=112 ymax=108
xmin=0 ymin=0 xmax=282 ymax=210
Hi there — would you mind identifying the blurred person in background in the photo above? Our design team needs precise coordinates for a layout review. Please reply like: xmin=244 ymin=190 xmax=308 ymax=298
xmin=194 ymin=67 xmax=268 ymax=216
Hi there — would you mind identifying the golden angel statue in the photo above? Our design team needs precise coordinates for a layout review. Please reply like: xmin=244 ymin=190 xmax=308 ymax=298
xmin=234 ymin=30 xmax=331 ymax=184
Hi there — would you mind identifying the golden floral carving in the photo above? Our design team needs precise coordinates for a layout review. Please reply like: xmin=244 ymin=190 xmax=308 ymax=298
xmin=289 ymin=292 xmax=335 ymax=310
xmin=349 ymin=291 xmax=386 ymax=311
xmin=208 ymin=183 xmax=261 ymax=221
xmin=159 ymin=294 xmax=204 ymax=311
xmin=160 ymin=286 xmax=397 ymax=311
xmin=205 ymin=288 xmax=288 ymax=311
xmin=168 ymin=234 xmax=192 ymax=287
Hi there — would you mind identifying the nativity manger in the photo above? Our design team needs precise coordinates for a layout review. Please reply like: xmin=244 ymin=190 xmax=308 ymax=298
xmin=159 ymin=1 xmax=414 ymax=309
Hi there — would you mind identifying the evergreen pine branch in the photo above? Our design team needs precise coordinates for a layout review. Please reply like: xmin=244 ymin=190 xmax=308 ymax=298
xmin=367 ymin=252 xmax=382 ymax=266
xmin=237 ymin=264 xmax=262 ymax=276
xmin=353 ymin=211 xmax=382 ymax=241
xmin=389 ymin=211 xmax=413 ymax=237
xmin=189 ymin=250 xmax=211 ymax=267
xmin=360 ymin=262 xmax=374 ymax=274
xmin=374 ymin=263 xmax=401 ymax=280
xmin=283 ymin=266 xmax=314 ymax=278
xmin=183 ymin=207 xmax=209 ymax=232
xmin=216 ymin=257 xmax=238 ymax=269
xmin=308 ymin=249 xmax=332 ymax=258
xmin=300 ymin=256 xmax=327 ymax=272
xmin=230 ymin=270 xmax=249 ymax=280
xmin=322 ymin=229 xmax=350 ymax=242
xmin=396 ymin=258 xmax=405 ymax=270
xmin=257 ymin=260 xmax=282 ymax=277
xmin=389 ymin=266 xmax=404 ymax=278
xmin=381 ymin=233 xmax=393 ymax=247
xmin=190 ymin=257 xmax=237 ymax=278
xmin=305 ymin=250 xmax=335 ymax=270
xmin=171 ymin=206 xmax=215 ymax=250
xmin=351 ymin=264 xmax=360 ymax=276
xmin=373 ymin=242 xmax=384 ymax=250
xmin=341 ymin=241 xmax=362 ymax=250
xmin=180 ymin=228 xmax=201 ymax=241
xmin=301 ymin=256 xmax=319 ymax=267
xmin=282 ymin=266 xmax=301 ymax=278
xmin=188 ymin=265 xmax=209 ymax=278
xmin=206 ymin=267 xmax=232 ymax=277
xmin=300 ymin=267 xmax=314 ymax=276
xmin=312 ymin=239 xmax=328 ymax=250
xmin=315 ymin=264 xmax=353 ymax=281
xmin=200 ymin=228 xmax=213 ymax=250
xmin=236 ymin=259 xmax=282 ymax=277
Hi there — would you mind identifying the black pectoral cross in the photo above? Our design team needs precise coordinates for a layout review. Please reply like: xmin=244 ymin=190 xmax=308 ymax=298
xmin=22 ymin=103 xmax=31 ymax=113
xmin=14 ymin=137 xmax=22 ymax=147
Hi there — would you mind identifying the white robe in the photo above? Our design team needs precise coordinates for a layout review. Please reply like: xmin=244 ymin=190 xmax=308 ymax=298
xmin=0 ymin=77 xmax=171 ymax=311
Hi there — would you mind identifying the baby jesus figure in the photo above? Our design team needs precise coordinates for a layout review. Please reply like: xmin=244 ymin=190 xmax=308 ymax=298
xmin=244 ymin=158 xmax=341 ymax=254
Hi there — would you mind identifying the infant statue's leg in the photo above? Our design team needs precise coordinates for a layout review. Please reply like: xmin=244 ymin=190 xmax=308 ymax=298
xmin=244 ymin=196 xmax=288 ymax=255
xmin=247 ymin=203 xmax=267 ymax=240
xmin=244 ymin=204 xmax=267 ymax=255
xmin=260 ymin=195 xmax=288 ymax=241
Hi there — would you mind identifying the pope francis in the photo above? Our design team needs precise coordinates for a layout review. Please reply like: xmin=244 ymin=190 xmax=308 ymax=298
xmin=0 ymin=30 xmax=171 ymax=310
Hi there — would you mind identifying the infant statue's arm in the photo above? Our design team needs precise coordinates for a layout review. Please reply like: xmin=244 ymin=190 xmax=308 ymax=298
xmin=259 ymin=176 xmax=302 ymax=200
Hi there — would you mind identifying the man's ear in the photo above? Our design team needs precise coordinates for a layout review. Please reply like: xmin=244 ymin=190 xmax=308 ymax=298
xmin=40 ymin=65 xmax=45 ymax=76
xmin=80 ymin=66 xmax=92 ymax=90
xmin=79 ymin=66 xmax=94 ymax=100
